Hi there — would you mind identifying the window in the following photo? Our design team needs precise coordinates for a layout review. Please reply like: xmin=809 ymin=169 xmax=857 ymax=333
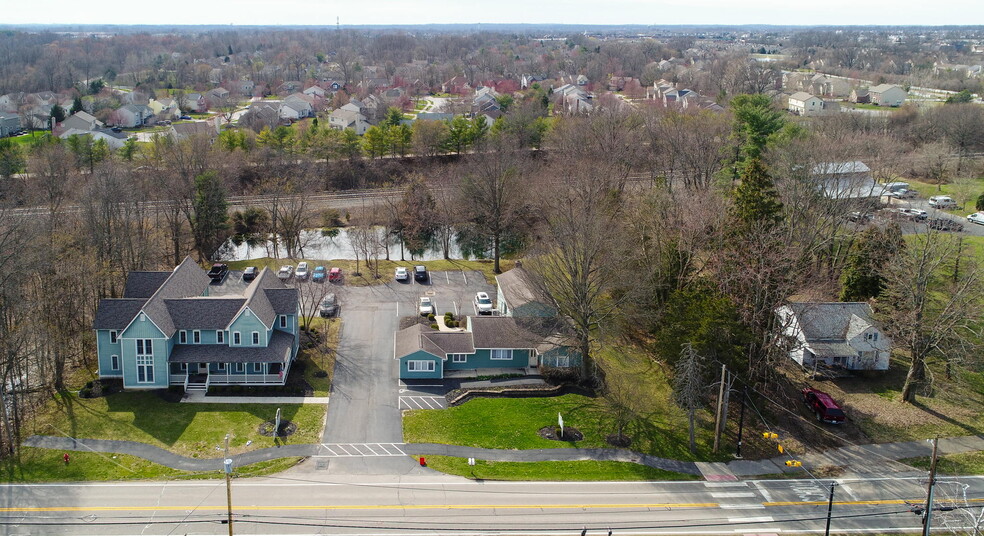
xmin=450 ymin=354 xmax=467 ymax=363
xmin=193 ymin=330 xmax=201 ymax=344
xmin=136 ymin=339 xmax=152 ymax=356
xmin=233 ymin=332 xmax=241 ymax=345
xmin=179 ymin=331 xmax=187 ymax=344
xmin=217 ymin=363 xmax=226 ymax=371
xmin=407 ymin=360 xmax=436 ymax=372
xmin=252 ymin=363 xmax=262 ymax=373
xmin=180 ymin=363 xmax=187 ymax=371
xmin=109 ymin=330 xmax=118 ymax=344
xmin=490 ymin=349 xmax=513 ymax=361
xmin=110 ymin=355 xmax=119 ymax=371
xmin=217 ymin=331 xmax=224 ymax=344
xmin=139 ymin=312 xmax=146 ymax=322
xmin=279 ymin=315 xmax=287 ymax=328
xmin=136 ymin=355 xmax=154 ymax=383
xmin=251 ymin=331 xmax=260 ymax=345
xmin=234 ymin=363 xmax=244 ymax=373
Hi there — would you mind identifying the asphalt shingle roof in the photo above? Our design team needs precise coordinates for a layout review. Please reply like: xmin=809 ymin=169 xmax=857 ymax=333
xmin=165 ymin=298 xmax=246 ymax=330
xmin=140 ymin=257 xmax=211 ymax=336
xmin=470 ymin=316 xmax=540 ymax=350
xmin=264 ymin=288 xmax=298 ymax=315
xmin=495 ymin=267 xmax=547 ymax=311
xmin=785 ymin=302 xmax=875 ymax=342
xmin=93 ymin=299 xmax=147 ymax=330
xmin=123 ymin=272 xmax=171 ymax=298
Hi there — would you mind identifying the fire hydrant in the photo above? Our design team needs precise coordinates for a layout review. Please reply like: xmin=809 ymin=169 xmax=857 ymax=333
xmin=63 ymin=453 xmax=70 ymax=465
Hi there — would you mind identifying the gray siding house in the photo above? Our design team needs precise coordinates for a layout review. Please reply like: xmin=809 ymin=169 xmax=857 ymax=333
xmin=776 ymin=302 xmax=891 ymax=371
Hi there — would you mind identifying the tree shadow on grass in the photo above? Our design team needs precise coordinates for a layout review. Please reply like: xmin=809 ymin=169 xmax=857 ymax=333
xmin=912 ymin=400 xmax=983 ymax=436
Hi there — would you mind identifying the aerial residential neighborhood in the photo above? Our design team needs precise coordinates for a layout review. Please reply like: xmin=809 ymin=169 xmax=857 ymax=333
xmin=1 ymin=11 xmax=984 ymax=536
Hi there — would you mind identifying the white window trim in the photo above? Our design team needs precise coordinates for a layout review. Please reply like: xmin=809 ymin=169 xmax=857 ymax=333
xmin=490 ymin=349 xmax=513 ymax=361
xmin=279 ymin=315 xmax=287 ymax=328
xmin=193 ymin=330 xmax=201 ymax=344
xmin=110 ymin=354 xmax=119 ymax=371
xmin=217 ymin=363 xmax=226 ymax=371
xmin=251 ymin=331 xmax=260 ymax=345
xmin=407 ymin=360 xmax=436 ymax=372
xmin=217 ymin=331 xmax=225 ymax=344
xmin=136 ymin=355 xmax=154 ymax=383
xmin=179 ymin=331 xmax=187 ymax=344
xmin=109 ymin=330 xmax=118 ymax=344
xmin=451 ymin=354 xmax=467 ymax=363
xmin=252 ymin=363 xmax=262 ymax=373
xmin=234 ymin=363 xmax=244 ymax=373
xmin=233 ymin=332 xmax=241 ymax=345
xmin=136 ymin=339 xmax=153 ymax=356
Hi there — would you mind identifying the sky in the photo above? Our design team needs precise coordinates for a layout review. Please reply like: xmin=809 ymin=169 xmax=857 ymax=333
xmin=7 ymin=0 xmax=984 ymax=27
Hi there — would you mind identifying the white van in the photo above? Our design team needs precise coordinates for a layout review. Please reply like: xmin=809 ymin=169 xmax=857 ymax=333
xmin=929 ymin=196 xmax=957 ymax=209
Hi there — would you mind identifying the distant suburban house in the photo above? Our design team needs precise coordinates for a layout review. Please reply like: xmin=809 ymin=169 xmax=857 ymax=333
xmin=868 ymin=84 xmax=907 ymax=107
xmin=206 ymin=87 xmax=231 ymax=107
xmin=61 ymin=111 xmax=103 ymax=132
xmin=93 ymin=258 xmax=300 ymax=392
xmin=849 ymin=88 xmax=870 ymax=104
xmin=0 ymin=111 xmax=21 ymax=136
xmin=149 ymin=98 xmax=181 ymax=120
xmin=281 ymin=94 xmax=315 ymax=120
xmin=776 ymin=302 xmax=891 ymax=371
xmin=812 ymin=161 xmax=883 ymax=200
xmin=303 ymin=85 xmax=326 ymax=98
xmin=113 ymin=104 xmax=155 ymax=128
xmin=277 ymin=81 xmax=302 ymax=95
xmin=415 ymin=112 xmax=454 ymax=122
xmin=329 ymin=104 xmax=369 ymax=134
xmin=442 ymin=75 xmax=472 ymax=95
xmin=169 ymin=121 xmax=218 ymax=142
xmin=236 ymin=80 xmax=256 ymax=97
xmin=182 ymin=93 xmax=208 ymax=113
xmin=59 ymin=128 xmax=129 ymax=150
xmin=238 ymin=102 xmax=282 ymax=132
xmin=788 ymin=92 xmax=824 ymax=116
xmin=394 ymin=316 xmax=541 ymax=379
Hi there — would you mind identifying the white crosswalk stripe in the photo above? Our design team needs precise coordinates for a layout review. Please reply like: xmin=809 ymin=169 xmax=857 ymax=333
xmin=316 ymin=443 xmax=408 ymax=457
xmin=399 ymin=396 xmax=447 ymax=410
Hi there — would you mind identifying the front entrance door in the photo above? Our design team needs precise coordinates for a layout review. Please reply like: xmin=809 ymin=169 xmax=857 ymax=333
xmin=198 ymin=363 xmax=208 ymax=374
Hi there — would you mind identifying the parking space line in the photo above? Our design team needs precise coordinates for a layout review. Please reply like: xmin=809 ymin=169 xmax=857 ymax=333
xmin=364 ymin=444 xmax=381 ymax=455
xmin=445 ymin=272 xmax=450 ymax=284
xmin=462 ymin=270 xmax=467 ymax=284
xmin=420 ymin=397 xmax=437 ymax=409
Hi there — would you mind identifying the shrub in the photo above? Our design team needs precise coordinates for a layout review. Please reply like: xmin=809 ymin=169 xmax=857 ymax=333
xmin=314 ymin=371 xmax=328 ymax=378
xmin=427 ymin=313 xmax=436 ymax=321
xmin=430 ymin=323 xmax=439 ymax=330
xmin=79 ymin=387 xmax=92 ymax=398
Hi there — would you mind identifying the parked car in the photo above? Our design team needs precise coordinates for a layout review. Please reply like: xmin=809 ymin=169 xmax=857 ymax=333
xmin=414 ymin=265 xmax=428 ymax=282
xmin=928 ymin=218 xmax=964 ymax=232
xmin=111 ymin=126 xmax=123 ymax=133
xmin=899 ymin=208 xmax=928 ymax=220
xmin=929 ymin=195 xmax=957 ymax=209
xmin=395 ymin=267 xmax=409 ymax=282
xmin=277 ymin=265 xmax=294 ymax=281
xmin=328 ymin=267 xmax=343 ymax=282
xmin=419 ymin=296 xmax=435 ymax=316
xmin=179 ymin=115 xmax=192 ymax=120
xmin=295 ymin=262 xmax=310 ymax=280
xmin=968 ymin=212 xmax=984 ymax=226
xmin=474 ymin=292 xmax=494 ymax=315
xmin=847 ymin=211 xmax=872 ymax=223
xmin=802 ymin=388 xmax=847 ymax=424
xmin=887 ymin=188 xmax=917 ymax=199
xmin=242 ymin=266 xmax=258 ymax=281
xmin=319 ymin=294 xmax=339 ymax=318
xmin=312 ymin=265 xmax=326 ymax=282
xmin=206 ymin=263 xmax=228 ymax=281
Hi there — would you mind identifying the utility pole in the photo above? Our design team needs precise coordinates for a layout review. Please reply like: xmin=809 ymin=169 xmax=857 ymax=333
xmin=735 ymin=387 xmax=747 ymax=458
xmin=824 ymin=481 xmax=836 ymax=536
xmin=713 ymin=364 xmax=726 ymax=453
xmin=224 ymin=434 xmax=234 ymax=536
xmin=923 ymin=436 xmax=940 ymax=536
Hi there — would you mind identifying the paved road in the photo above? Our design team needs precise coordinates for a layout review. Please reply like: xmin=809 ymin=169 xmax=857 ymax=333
xmin=315 ymin=271 xmax=495 ymax=474
xmin=1 ymin=473 xmax=976 ymax=535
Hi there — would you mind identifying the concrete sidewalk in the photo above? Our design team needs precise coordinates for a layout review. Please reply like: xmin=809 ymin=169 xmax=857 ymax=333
xmin=181 ymin=392 xmax=329 ymax=404
xmin=22 ymin=434 xmax=984 ymax=478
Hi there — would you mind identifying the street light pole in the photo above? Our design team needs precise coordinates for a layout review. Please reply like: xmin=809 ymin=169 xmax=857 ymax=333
xmin=923 ymin=436 xmax=940 ymax=536
xmin=224 ymin=434 xmax=234 ymax=536
xmin=735 ymin=387 xmax=747 ymax=459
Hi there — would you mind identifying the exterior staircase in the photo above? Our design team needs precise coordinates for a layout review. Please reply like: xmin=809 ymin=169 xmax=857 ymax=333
xmin=184 ymin=374 xmax=209 ymax=392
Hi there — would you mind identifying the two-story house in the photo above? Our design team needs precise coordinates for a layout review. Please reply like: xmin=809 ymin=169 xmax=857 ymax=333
xmin=775 ymin=302 xmax=891 ymax=371
xmin=93 ymin=258 xmax=299 ymax=392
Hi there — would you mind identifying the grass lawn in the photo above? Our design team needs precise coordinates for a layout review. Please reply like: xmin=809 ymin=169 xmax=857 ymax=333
xmin=297 ymin=316 xmax=339 ymax=395
xmin=0 ymin=447 xmax=302 ymax=482
xmin=30 ymin=391 xmax=326 ymax=459
xmin=404 ymin=343 xmax=722 ymax=462
xmin=225 ymin=257 xmax=510 ymax=287
xmin=421 ymin=456 xmax=699 ymax=481
xmin=903 ymin=451 xmax=984 ymax=475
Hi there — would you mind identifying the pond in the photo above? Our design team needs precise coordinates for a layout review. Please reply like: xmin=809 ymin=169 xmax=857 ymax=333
xmin=218 ymin=227 xmax=478 ymax=261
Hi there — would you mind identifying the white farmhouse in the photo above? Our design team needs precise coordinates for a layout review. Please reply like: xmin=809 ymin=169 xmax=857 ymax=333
xmin=776 ymin=302 xmax=891 ymax=371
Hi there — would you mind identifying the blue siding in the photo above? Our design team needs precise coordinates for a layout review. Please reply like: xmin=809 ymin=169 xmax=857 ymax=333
xmin=445 ymin=348 xmax=531 ymax=370
xmin=229 ymin=308 xmax=269 ymax=347
xmin=120 ymin=314 xmax=165 ymax=339
xmin=120 ymin=337 xmax=168 ymax=389
xmin=95 ymin=330 xmax=123 ymax=377
xmin=398 ymin=351 xmax=443 ymax=379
